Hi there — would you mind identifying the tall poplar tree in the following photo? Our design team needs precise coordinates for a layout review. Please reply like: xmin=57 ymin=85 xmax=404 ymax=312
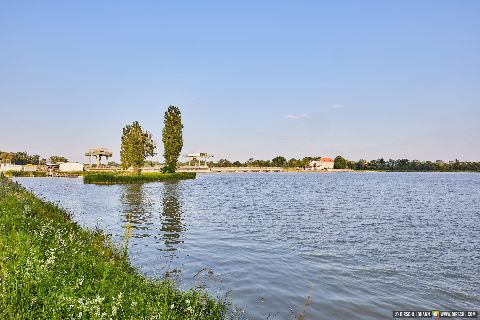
xmin=162 ymin=106 xmax=183 ymax=173
xmin=120 ymin=121 xmax=156 ymax=173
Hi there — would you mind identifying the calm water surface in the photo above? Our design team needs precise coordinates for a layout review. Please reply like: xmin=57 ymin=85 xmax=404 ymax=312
xmin=15 ymin=173 xmax=480 ymax=319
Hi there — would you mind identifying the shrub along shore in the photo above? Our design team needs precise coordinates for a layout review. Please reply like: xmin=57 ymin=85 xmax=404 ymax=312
xmin=83 ymin=172 xmax=196 ymax=184
xmin=0 ymin=175 xmax=225 ymax=319
xmin=3 ymin=171 xmax=47 ymax=177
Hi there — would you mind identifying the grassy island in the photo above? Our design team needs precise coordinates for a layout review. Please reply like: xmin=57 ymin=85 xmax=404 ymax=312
xmin=0 ymin=175 xmax=225 ymax=319
xmin=83 ymin=172 xmax=196 ymax=185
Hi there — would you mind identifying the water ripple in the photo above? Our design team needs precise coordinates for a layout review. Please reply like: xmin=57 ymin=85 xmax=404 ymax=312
xmin=15 ymin=172 xmax=480 ymax=319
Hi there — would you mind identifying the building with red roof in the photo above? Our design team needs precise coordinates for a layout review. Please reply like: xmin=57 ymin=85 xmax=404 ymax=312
xmin=306 ymin=157 xmax=335 ymax=170
xmin=319 ymin=157 xmax=334 ymax=169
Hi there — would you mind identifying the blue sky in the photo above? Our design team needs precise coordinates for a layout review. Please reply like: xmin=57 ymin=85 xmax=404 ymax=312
xmin=1 ymin=1 xmax=479 ymax=162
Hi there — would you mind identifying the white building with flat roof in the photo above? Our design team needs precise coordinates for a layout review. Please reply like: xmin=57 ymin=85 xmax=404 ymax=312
xmin=307 ymin=160 xmax=324 ymax=170
xmin=306 ymin=157 xmax=335 ymax=170
xmin=59 ymin=162 xmax=84 ymax=172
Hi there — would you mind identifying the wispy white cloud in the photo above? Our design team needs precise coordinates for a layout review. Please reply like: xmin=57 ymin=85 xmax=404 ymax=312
xmin=283 ymin=113 xmax=309 ymax=120
xmin=331 ymin=104 xmax=344 ymax=109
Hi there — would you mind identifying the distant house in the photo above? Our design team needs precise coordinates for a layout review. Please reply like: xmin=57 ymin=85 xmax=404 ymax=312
xmin=319 ymin=157 xmax=334 ymax=169
xmin=307 ymin=160 xmax=324 ymax=170
xmin=307 ymin=157 xmax=335 ymax=170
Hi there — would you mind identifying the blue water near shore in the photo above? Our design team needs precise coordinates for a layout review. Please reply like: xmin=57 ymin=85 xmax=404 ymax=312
xmin=15 ymin=172 xmax=480 ymax=319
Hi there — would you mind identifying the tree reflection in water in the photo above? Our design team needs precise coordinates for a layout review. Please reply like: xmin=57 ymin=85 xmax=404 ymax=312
xmin=119 ymin=181 xmax=184 ymax=256
xmin=120 ymin=183 xmax=154 ymax=239
xmin=160 ymin=181 xmax=184 ymax=251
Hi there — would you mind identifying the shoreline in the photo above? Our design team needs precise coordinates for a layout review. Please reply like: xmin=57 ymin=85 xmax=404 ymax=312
xmin=0 ymin=175 xmax=225 ymax=319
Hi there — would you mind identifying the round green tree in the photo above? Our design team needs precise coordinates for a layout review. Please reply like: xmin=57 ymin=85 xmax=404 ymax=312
xmin=162 ymin=106 xmax=183 ymax=173
xmin=334 ymin=156 xmax=347 ymax=169
xmin=48 ymin=155 xmax=68 ymax=164
xmin=120 ymin=121 xmax=156 ymax=172
xmin=271 ymin=156 xmax=287 ymax=167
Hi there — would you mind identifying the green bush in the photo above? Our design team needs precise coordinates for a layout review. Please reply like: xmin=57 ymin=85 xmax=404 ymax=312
xmin=5 ymin=171 xmax=47 ymax=177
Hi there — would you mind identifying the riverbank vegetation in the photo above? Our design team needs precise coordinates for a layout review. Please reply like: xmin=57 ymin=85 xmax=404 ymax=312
xmin=0 ymin=175 xmax=225 ymax=319
xmin=83 ymin=172 xmax=196 ymax=184
xmin=3 ymin=171 xmax=47 ymax=177
xmin=343 ymin=158 xmax=480 ymax=171
xmin=0 ymin=150 xmax=45 ymax=165
xmin=206 ymin=156 xmax=480 ymax=172
xmin=0 ymin=150 xmax=72 ymax=166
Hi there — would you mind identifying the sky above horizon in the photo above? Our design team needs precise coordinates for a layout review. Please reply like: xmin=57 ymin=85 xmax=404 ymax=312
xmin=1 ymin=1 xmax=479 ymax=163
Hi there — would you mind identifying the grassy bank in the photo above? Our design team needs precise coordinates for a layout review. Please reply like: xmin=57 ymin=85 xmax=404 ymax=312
xmin=83 ymin=172 xmax=196 ymax=184
xmin=0 ymin=175 xmax=225 ymax=319
xmin=4 ymin=171 xmax=47 ymax=177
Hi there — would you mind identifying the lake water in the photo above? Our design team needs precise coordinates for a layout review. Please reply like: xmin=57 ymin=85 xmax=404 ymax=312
xmin=15 ymin=172 xmax=480 ymax=319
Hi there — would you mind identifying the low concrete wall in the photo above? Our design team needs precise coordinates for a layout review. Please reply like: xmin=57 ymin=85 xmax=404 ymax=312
xmin=0 ymin=164 xmax=23 ymax=172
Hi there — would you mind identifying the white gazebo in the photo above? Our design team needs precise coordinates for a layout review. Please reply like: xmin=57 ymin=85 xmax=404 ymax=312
xmin=85 ymin=148 xmax=113 ymax=167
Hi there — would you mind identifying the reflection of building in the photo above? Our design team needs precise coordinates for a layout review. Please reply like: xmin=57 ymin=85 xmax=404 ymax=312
xmin=85 ymin=148 xmax=113 ymax=167
xmin=185 ymin=152 xmax=213 ymax=167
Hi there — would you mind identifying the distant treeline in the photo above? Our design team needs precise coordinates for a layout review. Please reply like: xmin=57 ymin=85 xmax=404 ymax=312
xmin=0 ymin=151 xmax=68 ymax=165
xmin=2 ymin=150 xmax=479 ymax=172
xmin=346 ymin=158 xmax=480 ymax=172
xmin=206 ymin=156 xmax=480 ymax=172
xmin=206 ymin=156 xmax=315 ymax=168
xmin=0 ymin=151 xmax=43 ymax=165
